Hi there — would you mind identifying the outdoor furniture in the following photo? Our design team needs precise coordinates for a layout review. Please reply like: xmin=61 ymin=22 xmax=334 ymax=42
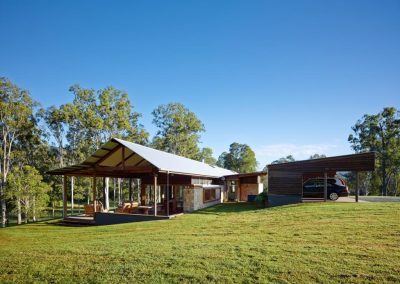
xmin=115 ymin=202 xmax=139 ymax=214
xmin=84 ymin=204 xmax=103 ymax=216
xmin=138 ymin=205 xmax=152 ymax=215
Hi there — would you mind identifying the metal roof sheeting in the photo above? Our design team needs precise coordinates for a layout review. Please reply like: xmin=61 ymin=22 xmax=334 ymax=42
xmin=48 ymin=138 xmax=236 ymax=178
xmin=114 ymin=138 xmax=236 ymax=177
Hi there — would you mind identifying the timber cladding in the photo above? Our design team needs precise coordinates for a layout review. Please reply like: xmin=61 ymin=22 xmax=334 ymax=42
xmin=268 ymin=170 xmax=303 ymax=196
xmin=267 ymin=152 xmax=375 ymax=172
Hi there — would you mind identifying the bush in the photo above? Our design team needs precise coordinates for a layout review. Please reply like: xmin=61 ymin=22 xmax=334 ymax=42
xmin=255 ymin=191 xmax=268 ymax=202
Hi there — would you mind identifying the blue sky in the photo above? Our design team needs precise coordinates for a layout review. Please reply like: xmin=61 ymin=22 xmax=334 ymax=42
xmin=1 ymin=0 xmax=399 ymax=168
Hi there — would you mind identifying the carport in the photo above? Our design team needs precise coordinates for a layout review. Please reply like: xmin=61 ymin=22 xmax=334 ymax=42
xmin=267 ymin=152 xmax=375 ymax=206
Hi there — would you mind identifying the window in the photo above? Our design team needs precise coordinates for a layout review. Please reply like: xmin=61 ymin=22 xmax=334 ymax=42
xmin=192 ymin=178 xmax=212 ymax=185
xmin=203 ymin=187 xmax=220 ymax=203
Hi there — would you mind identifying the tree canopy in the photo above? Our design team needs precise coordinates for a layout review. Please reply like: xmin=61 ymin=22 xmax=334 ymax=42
xmin=217 ymin=143 xmax=257 ymax=173
xmin=271 ymin=155 xmax=295 ymax=165
xmin=349 ymin=107 xmax=400 ymax=195
xmin=197 ymin=147 xmax=217 ymax=165
xmin=152 ymin=102 xmax=205 ymax=159
xmin=0 ymin=77 xmax=40 ymax=227
xmin=309 ymin=154 xmax=326 ymax=159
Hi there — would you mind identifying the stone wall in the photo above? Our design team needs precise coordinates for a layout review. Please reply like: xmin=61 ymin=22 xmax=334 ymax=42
xmin=183 ymin=186 xmax=222 ymax=212
xmin=183 ymin=187 xmax=194 ymax=212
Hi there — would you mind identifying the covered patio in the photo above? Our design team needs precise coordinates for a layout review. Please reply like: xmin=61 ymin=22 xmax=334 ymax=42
xmin=48 ymin=138 xmax=235 ymax=225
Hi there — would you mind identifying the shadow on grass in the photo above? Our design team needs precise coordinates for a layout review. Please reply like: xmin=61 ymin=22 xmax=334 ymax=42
xmin=192 ymin=202 xmax=262 ymax=215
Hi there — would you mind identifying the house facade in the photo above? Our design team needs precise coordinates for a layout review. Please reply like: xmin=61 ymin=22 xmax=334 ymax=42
xmin=48 ymin=138 xmax=265 ymax=219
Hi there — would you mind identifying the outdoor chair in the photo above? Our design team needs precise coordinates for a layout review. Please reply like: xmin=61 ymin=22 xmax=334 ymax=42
xmin=116 ymin=202 xmax=139 ymax=214
xmin=84 ymin=203 xmax=104 ymax=216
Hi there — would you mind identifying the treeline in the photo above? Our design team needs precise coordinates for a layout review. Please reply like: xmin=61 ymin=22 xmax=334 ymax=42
xmin=0 ymin=77 xmax=257 ymax=227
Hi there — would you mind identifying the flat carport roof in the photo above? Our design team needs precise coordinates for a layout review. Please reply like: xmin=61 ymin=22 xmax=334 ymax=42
xmin=267 ymin=152 xmax=376 ymax=204
xmin=267 ymin=152 xmax=375 ymax=172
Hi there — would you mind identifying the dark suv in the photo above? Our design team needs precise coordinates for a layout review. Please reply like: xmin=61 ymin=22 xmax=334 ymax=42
xmin=303 ymin=177 xmax=349 ymax=201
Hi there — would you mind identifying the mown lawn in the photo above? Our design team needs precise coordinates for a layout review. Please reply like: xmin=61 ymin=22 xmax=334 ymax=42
xmin=0 ymin=202 xmax=399 ymax=283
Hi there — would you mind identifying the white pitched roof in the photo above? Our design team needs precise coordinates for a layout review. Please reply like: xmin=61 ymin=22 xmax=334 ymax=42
xmin=114 ymin=138 xmax=236 ymax=177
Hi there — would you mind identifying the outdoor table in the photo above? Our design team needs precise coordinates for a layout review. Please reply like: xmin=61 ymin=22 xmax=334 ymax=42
xmin=138 ymin=206 xmax=152 ymax=215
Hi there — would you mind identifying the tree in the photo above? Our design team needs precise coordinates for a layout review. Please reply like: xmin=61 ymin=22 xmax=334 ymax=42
xmin=197 ymin=147 xmax=217 ymax=165
xmin=7 ymin=166 xmax=50 ymax=224
xmin=348 ymin=107 xmax=400 ymax=196
xmin=98 ymin=86 xmax=148 ymax=144
xmin=42 ymin=106 xmax=68 ymax=168
xmin=62 ymin=85 xmax=149 ymax=210
xmin=152 ymin=103 xmax=205 ymax=159
xmin=217 ymin=142 xmax=257 ymax=173
xmin=0 ymin=77 xmax=38 ymax=227
xmin=271 ymin=155 xmax=295 ymax=164
xmin=309 ymin=154 xmax=326 ymax=159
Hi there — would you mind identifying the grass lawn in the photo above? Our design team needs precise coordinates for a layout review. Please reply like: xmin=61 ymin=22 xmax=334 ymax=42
xmin=0 ymin=202 xmax=399 ymax=283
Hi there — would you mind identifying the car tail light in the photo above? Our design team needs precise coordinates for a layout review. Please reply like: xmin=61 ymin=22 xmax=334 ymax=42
xmin=341 ymin=187 xmax=349 ymax=193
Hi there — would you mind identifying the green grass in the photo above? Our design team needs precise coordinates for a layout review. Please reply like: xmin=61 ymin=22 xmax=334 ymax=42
xmin=1 ymin=202 xmax=399 ymax=283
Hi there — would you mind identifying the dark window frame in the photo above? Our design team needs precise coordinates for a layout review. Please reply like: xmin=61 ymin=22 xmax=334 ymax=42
xmin=203 ymin=187 xmax=220 ymax=203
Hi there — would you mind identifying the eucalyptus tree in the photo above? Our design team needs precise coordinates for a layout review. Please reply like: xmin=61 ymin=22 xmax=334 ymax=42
xmin=198 ymin=147 xmax=217 ymax=165
xmin=217 ymin=143 xmax=257 ymax=173
xmin=0 ymin=77 xmax=38 ymax=227
xmin=7 ymin=166 xmax=50 ymax=224
xmin=152 ymin=102 xmax=205 ymax=159
xmin=309 ymin=154 xmax=326 ymax=159
xmin=97 ymin=86 xmax=148 ymax=208
xmin=43 ymin=105 xmax=68 ymax=168
xmin=42 ymin=106 xmax=69 ymax=214
xmin=98 ymin=86 xmax=148 ymax=143
xmin=271 ymin=155 xmax=295 ymax=164
xmin=64 ymin=85 xmax=148 ymax=209
xmin=349 ymin=107 xmax=400 ymax=196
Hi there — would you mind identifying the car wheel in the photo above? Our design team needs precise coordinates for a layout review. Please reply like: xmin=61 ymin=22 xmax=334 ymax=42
xmin=329 ymin=192 xmax=339 ymax=201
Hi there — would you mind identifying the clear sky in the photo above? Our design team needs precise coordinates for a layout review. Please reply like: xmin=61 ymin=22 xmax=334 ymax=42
xmin=1 ymin=0 xmax=399 ymax=168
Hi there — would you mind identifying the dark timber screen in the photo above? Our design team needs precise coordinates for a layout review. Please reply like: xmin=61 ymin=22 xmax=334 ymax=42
xmin=267 ymin=152 xmax=375 ymax=206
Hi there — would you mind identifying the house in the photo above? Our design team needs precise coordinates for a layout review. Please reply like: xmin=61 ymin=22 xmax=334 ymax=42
xmin=48 ymin=138 xmax=265 ymax=224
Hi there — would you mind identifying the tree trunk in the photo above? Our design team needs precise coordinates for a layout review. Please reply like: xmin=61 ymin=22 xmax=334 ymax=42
xmin=32 ymin=196 xmax=36 ymax=222
xmin=71 ymin=176 xmax=74 ymax=214
xmin=17 ymin=197 xmax=21 ymax=225
xmin=25 ymin=199 xmax=29 ymax=224
xmin=113 ymin=178 xmax=116 ymax=208
xmin=382 ymin=162 xmax=388 ymax=196
xmin=104 ymin=177 xmax=109 ymax=210
xmin=137 ymin=179 xmax=141 ymax=203
xmin=52 ymin=200 xmax=55 ymax=218
xmin=118 ymin=178 xmax=121 ymax=205
xmin=0 ymin=184 xmax=6 ymax=228
xmin=129 ymin=178 xmax=132 ymax=202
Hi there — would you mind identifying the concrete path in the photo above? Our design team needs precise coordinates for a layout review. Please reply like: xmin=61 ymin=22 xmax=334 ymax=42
xmin=337 ymin=197 xmax=367 ymax=202
xmin=356 ymin=196 xmax=400 ymax=202
xmin=302 ymin=196 xmax=400 ymax=203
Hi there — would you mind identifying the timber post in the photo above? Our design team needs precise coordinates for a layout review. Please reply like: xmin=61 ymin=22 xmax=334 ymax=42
xmin=166 ymin=171 xmax=170 ymax=216
xmin=63 ymin=175 xmax=68 ymax=219
xmin=153 ymin=174 xmax=157 ymax=216
xmin=324 ymin=171 xmax=328 ymax=202
xmin=355 ymin=171 xmax=359 ymax=202
xmin=93 ymin=176 xmax=97 ymax=213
